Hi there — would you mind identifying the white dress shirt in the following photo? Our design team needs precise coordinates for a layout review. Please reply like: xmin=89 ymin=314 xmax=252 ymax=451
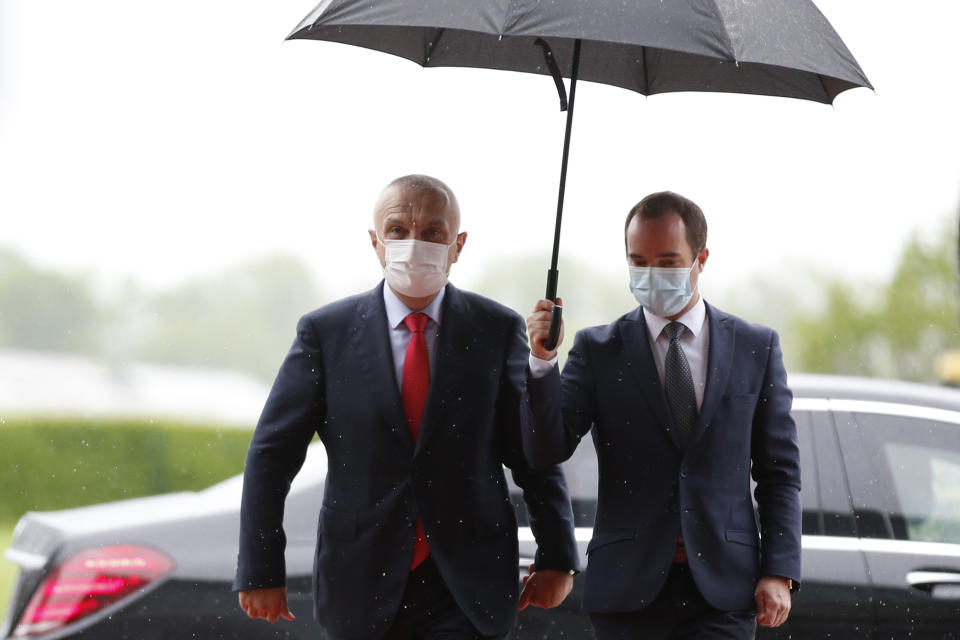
xmin=529 ymin=298 xmax=710 ymax=410
xmin=383 ymin=284 xmax=445 ymax=391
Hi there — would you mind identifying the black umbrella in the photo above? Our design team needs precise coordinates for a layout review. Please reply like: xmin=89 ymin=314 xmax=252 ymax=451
xmin=288 ymin=0 xmax=872 ymax=348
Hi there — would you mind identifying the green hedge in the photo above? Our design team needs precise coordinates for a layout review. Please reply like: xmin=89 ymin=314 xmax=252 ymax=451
xmin=0 ymin=416 xmax=254 ymax=522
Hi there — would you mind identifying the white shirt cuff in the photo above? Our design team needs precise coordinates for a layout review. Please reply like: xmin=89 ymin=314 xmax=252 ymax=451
xmin=528 ymin=353 xmax=559 ymax=378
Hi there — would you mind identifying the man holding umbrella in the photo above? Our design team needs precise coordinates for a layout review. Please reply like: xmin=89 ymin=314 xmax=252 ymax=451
xmin=524 ymin=191 xmax=801 ymax=639
xmin=234 ymin=174 xmax=579 ymax=640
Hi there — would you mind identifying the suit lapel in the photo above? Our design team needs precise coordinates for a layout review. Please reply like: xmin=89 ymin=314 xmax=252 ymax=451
xmin=686 ymin=303 xmax=734 ymax=452
xmin=355 ymin=282 xmax=414 ymax=449
xmin=620 ymin=309 xmax=681 ymax=450
xmin=414 ymin=284 xmax=478 ymax=456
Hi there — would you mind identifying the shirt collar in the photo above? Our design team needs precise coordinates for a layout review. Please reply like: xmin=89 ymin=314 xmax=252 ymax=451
xmin=383 ymin=283 xmax=446 ymax=330
xmin=643 ymin=297 xmax=706 ymax=342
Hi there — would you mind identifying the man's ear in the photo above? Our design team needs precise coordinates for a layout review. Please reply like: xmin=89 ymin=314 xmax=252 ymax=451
xmin=368 ymin=229 xmax=378 ymax=250
xmin=451 ymin=231 xmax=468 ymax=263
xmin=697 ymin=247 xmax=709 ymax=271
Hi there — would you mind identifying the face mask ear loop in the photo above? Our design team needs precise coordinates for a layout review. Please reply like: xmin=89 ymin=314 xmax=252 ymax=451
xmin=689 ymin=256 xmax=702 ymax=298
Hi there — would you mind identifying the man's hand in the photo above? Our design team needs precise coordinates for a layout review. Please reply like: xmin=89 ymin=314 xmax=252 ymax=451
xmin=754 ymin=576 xmax=791 ymax=628
xmin=238 ymin=586 xmax=296 ymax=622
xmin=527 ymin=298 xmax=564 ymax=361
xmin=518 ymin=565 xmax=574 ymax=610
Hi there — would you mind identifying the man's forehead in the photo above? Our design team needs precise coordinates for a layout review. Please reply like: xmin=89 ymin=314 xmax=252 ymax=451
xmin=375 ymin=187 xmax=456 ymax=223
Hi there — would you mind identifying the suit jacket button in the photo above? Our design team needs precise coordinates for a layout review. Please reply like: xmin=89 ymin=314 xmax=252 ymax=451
xmin=680 ymin=470 xmax=688 ymax=479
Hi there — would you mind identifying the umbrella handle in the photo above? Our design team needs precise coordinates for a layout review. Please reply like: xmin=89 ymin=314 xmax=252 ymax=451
xmin=544 ymin=305 xmax=563 ymax=352
xmin=543 ymin=267 xmax=562 ymax=351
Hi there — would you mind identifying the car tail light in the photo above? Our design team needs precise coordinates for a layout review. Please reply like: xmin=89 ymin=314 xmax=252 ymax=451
xmin=13 ymin=545 xmax=174 ymax=638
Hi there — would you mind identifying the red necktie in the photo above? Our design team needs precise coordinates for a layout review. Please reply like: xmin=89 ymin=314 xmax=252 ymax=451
xmin=402 ymin=313 xmax=430 ymax=569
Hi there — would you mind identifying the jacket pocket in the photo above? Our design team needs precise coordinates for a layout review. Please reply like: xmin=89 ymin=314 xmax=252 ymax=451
xmin=724 ymin=392 xmax=758 ymax=405
xmin=319 ymin=506 xmax=358 ymax=541
xmin=586 ymin=530 xmax=636 ymax=554
xmin=725 ymin=528 xmax=758 ymax=547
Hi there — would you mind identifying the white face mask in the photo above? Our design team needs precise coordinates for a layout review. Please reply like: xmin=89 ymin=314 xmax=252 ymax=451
xmin=629 ymin=261 xmax=699 ymax=318
xmin=380 ymin=237 xmax=456 ymax=298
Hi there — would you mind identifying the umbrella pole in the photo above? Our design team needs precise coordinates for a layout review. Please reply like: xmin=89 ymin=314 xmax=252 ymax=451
xmin=544 ymin=38 xmax=581 ymax=351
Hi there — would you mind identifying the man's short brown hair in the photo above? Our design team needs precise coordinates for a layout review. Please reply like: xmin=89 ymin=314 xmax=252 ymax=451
xmin=624 ymin=191 xmax=707 ymax=254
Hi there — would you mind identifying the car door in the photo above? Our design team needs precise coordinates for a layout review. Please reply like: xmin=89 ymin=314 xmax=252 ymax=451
xmin=835 ymin=402 xmax=960 ymax=639
xmin=762 ymin=404 xmax=874 ymax=639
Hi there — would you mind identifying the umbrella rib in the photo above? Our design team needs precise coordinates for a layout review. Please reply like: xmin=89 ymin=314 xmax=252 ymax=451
xmin=708 ymin=0 xmax=738 ymax=61
xmin=641 ymin=45 xmax=649 ymax=95
xmin=425 ymin=28 xmax=446 ymax=65
xmin=816 ymin=73 xmax=833 ymax=104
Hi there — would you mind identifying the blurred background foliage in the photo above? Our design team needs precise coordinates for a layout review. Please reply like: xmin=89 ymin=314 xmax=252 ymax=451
xmin=786 ymin=221 xmax=960 ymax=382
xmin=2 ymin=215 xmax=958 ymax=384
xmin=0 ymin=417 xmax=253 ymax=521
xmin=0 ymin=250 xmax=324 ymax=380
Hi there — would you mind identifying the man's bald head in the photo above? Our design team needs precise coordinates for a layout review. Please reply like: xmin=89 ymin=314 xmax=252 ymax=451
xmin=374 ymin=174 xmax=461 ymax=232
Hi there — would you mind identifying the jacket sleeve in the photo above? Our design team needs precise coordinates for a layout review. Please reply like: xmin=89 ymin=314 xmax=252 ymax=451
xmin=751 ymin=329 xmax=802 ymax=587
xmin=523 ymin=329 xmax=597 ymax=469
xmin=498 ymin=314 xmax=580 ymax=573
xmin=233 ymin=314 xmax=325 ymax=591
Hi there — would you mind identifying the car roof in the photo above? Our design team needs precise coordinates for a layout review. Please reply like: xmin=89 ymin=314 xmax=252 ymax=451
xmin=789 ymin=373 xmax=960 ymax=413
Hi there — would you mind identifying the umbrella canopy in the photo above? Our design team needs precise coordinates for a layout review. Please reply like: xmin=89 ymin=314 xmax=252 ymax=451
xmin=288 ymin=0 xmax=871 ymax=103
xmin=288 ymin=0 xmax=871 ymax=348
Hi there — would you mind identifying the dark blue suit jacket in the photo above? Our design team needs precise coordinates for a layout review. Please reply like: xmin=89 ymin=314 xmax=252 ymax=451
xmin=234 ymin=283 xmax=578 ymax=639
xmin=524 ymin=302 xmax=801 ymax=614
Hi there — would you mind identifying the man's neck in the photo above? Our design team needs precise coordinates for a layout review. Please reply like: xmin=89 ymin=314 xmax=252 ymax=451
xmin=391 ymin=287 xmax=439 ymax=312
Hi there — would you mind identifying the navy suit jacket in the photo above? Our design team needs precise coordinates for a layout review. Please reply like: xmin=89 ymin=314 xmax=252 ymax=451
xmin=524 ymin=302 xmax=801 ymax=614
xmin=234 ymin=282 xmax=578 ymax=640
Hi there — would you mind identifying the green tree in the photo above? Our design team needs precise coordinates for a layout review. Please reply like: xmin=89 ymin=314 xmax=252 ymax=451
xmin=0 ymin=248 xmax=100 ymax=353
xmin=135 ymin=255 xmax=324 ymax=379
xmin=789 ymin=221 xmax=960 ymax=382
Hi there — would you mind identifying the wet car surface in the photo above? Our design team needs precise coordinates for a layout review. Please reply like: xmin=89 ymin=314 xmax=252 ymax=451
xmin=4 ymin=374 xmax=960 ymax=639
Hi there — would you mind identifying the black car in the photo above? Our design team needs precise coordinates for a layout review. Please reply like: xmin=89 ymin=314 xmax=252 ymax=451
xmin=4 ymin=374 xmax=960 ymax=639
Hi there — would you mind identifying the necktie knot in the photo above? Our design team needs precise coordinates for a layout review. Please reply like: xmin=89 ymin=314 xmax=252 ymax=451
xmin=664 ymin=321 xmax=686 ymax=342
xmin=404 ymin=312 xmax=429 ymax=334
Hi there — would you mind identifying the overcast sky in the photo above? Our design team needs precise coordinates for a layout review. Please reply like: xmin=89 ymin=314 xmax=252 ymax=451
xmin=2 ymin=0 xmax=959 ymax=304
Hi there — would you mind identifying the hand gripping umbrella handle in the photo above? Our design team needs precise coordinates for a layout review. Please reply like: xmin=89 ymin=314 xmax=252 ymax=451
xmin=544 ymin=268 xmax=562 ymax=351
xmin=544 ymin=306 xmax=563 ymax=351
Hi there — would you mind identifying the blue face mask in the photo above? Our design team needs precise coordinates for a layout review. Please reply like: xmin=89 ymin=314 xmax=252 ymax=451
xmin=629 ymin=261 xmax=699 ymax=318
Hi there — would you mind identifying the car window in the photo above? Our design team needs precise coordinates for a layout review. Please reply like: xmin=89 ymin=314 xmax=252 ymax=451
xmin=883 ymin=440 xmax=960 ymax=544
xmin=845 ymin=412 xmax=960 ymax=543
xmin=816 ymin=410 xmax=858 ymax=536
xmin=795 ymin=411 xmax=821 ymax=535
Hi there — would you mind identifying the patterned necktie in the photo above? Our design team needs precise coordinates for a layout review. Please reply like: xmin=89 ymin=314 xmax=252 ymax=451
xmin=663 ymin=322 xmax=697 ymax=449
xmin=402 ymin=313 xmax=430 ymax=569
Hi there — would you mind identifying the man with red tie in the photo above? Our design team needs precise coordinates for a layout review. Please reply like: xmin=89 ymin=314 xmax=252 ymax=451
xmin=234 ymin=175 xmax=579 ymax=640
